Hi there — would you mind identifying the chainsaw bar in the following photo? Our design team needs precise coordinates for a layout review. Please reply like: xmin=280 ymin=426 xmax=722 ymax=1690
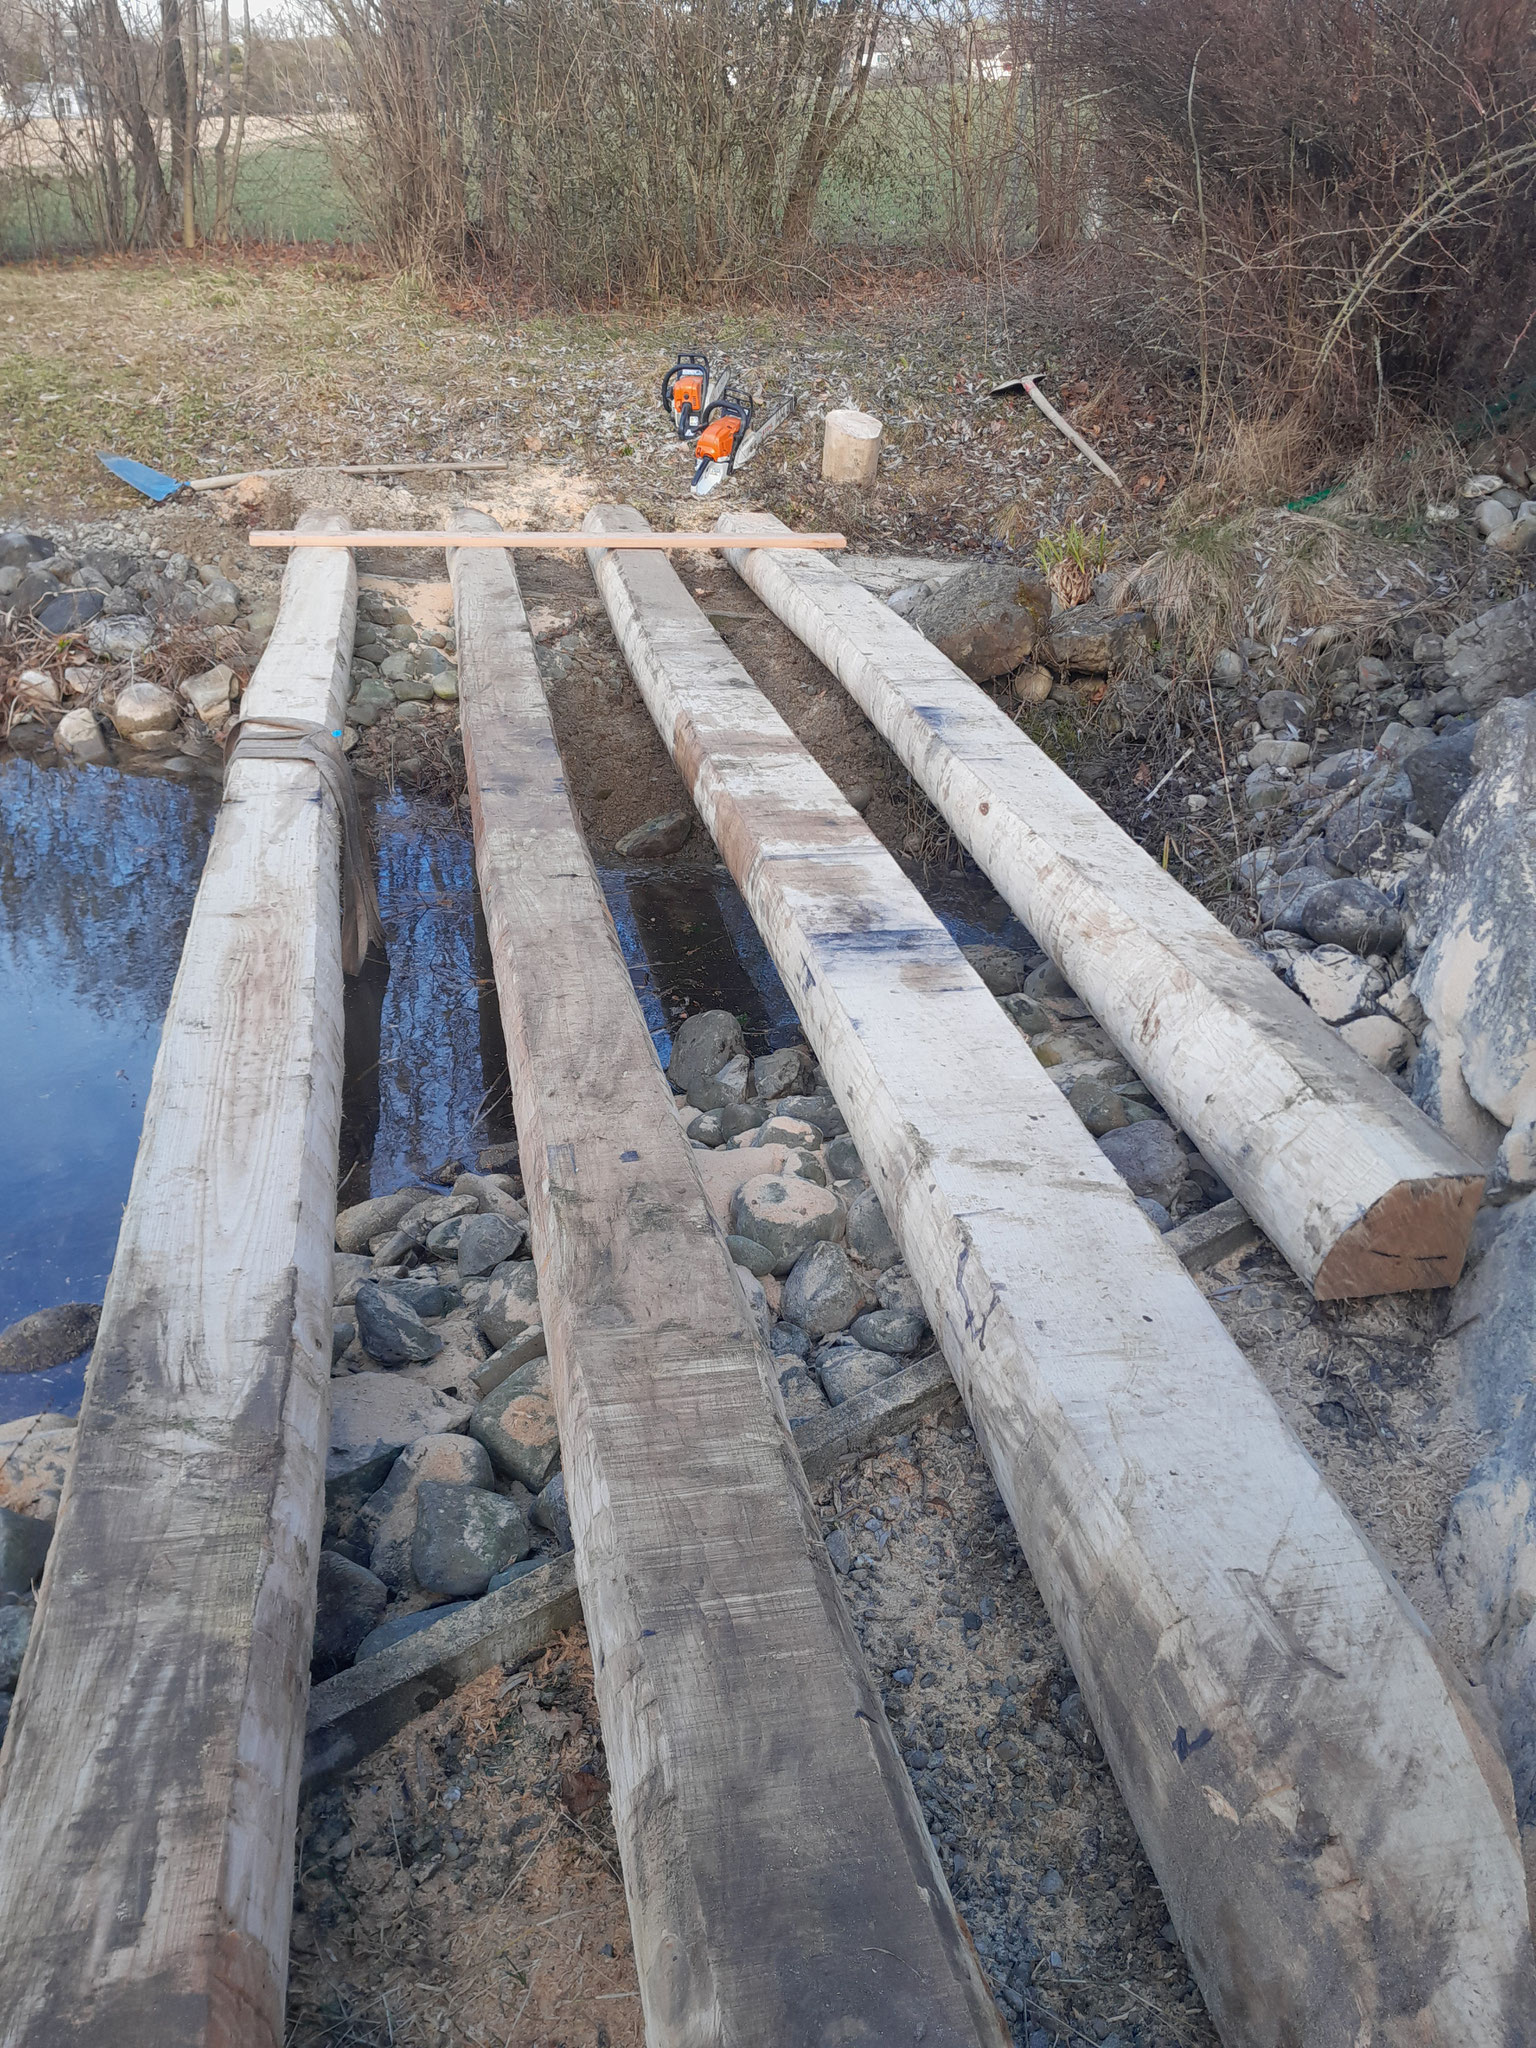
xmin=690 ymin=391 xmax=796 ymax=497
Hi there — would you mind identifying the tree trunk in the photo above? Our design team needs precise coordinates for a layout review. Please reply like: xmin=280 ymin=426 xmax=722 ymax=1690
xmin=162 ymin=0 xmax=189 ymax=247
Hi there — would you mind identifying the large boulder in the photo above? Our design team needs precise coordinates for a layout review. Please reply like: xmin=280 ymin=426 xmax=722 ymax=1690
xmin=904 ymin=564 xmax=1052 ymax=684
xmin=1442 ymin=589 xmax=1536 ymax=712
xmin=668 ymin=1010 xmax=746 ymax=1097
xmin=1409 ymin=699 xmax=1536 ymax=1195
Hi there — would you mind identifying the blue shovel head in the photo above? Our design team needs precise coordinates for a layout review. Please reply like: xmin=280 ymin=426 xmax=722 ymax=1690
xmin=96 ymin=452 xmax=186 ymax=501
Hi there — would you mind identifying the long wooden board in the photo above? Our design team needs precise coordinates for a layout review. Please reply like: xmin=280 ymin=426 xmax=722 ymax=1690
xmin=585 ymin=502 xmax=1536 ymax=2048
xmin=449 ymin=511 xmax=1008 ymax=2048
xmin=718 ymin=511 xmax=1482 ymax=1299
xmin=250 ymin=528 xmax=846 ymax=553
xmin=0 ymin=514 xmax=356 ymax=2047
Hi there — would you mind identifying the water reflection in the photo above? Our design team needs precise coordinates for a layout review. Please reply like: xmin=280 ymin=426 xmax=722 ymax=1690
xmin=0 ymin=752 xmax=217 ymax=1420
xmin=0 ymin=757 xmax=1034 ymax=1425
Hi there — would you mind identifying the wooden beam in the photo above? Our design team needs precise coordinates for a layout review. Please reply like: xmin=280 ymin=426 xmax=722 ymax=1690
xmin=448 ymin=512 xmax=1008 ymax=2048
xmin=303 ymin=1556 xmax=582 ymax=1789
xmin=248 ymin=528 xmax=846 ymax=554
xmin=718 ymin=511 xmax=1483 ymax=1300
xmin=584 ymin=502 xmax=1536 ymax=2048
xmin=0 ymin=515 xmax=355 ymax=2048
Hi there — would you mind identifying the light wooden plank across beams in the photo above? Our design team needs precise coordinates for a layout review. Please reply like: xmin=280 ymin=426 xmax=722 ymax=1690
xmin=448 ymin=510 xmax=1008 ymax=2048
xmin=584 ymin=503 xmax=1536 ymax=2048
xmin=249 ymin=528 xmax=846 ymax=554
xmin=718 ymin=511 xmax=1483 ymax=1300
xmin=0 ymin=513 xmax=356 ymax=2048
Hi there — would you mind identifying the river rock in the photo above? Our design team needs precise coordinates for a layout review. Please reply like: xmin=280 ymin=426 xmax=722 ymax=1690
xmin=781 ymin=1241 xmax=862 ymax=1337
xmin=1068 ymin=1075 xmax=1128 ymax=1135
xmin=668 ymin=1009 xmax=746 ymax=1097
xmin=718 ymin=1102 xmax=768 ymax=1139
xmin=0 ymin=1506 xmax=51 ymax=1598
xmin=181 ymin=663 xmax=236 ymax=726
xmin=1258 ymin=689 xmax=1310 ymax=732
xmin=1096 ymin=1121 xmax=1188 ymax=1208
xmin=1338 ymin=1015 xmax=1415 ymax=1073
xmin=753 ymin=1045 xmax=811 ymax=1099
xmin=905 ymin=564 xmax=1051 ymax=683
xmin=363 ymin=1432 xmax=494 ymax=1591
xmin=53 ymin=707 xmax=113 ymax=765
xmin=689 ymin=1051 xmax=753 ymax=1113
xmin=0 ymin=1604 xmax=31 ymax=1691
xmin=777 ymin=1361 xmax=829 ymax=1427
xmin=1290 ymin=946 xmax=1387 ymax=1025
xmin=108 ymin=680 xmax=178 ymax=741
xmin=728 ymin=1175 xmax=844 ymax=1275
xmin=355 ymin=1602 xmax=476 ymax=1662
xmin=355 ymin=1281 xmax=444 ymax=1364
xmin=1443 ymin=590 xmax=1536 ymax=712
xmin=457 ymin=1211 xmax=526 ymax=1279
xmin=478 ymin=1259 xmax=541 ymax=1350
xmin=35 ymin=590 xmax=104 ymax=634
xmin=615 ymin=810 xmax=692 ymax=858
xmin=0 ymin=1413 xmax=75 ymax=1523
xmin=86 ymin=615 xmax=154 ymax=660
xmin=1410 ymin=699 xmax=1536 ymax=1193
xmin=816 ymin=1344 xmax=901 ymax=1406
xmin=397 ymin=1193 xmax=478 ymax=1245
xmin=754 ymin=1114 xmax=821 ymax=1150
xmin=1042 ymin=602 xmax=1146 ymax=676
xmin=725 ymin=1234 xmax=776 ymax=1276
xmin=412 ymin=1480 xmax=532 ymax=1598
xmin=773 ymin=1093 xmax=848 ymax=1139
xmin=850 ymin=1306 xmax=926 ymax=1355
xmin=313 ymin=1550 xmax=388 ymax=1667
xmin=1299 ymin=879 xmax=1405 ymax=956
xmin=327 ymin=1373 xmax=472 ymax=1481
xmin=335 ymin=1186 xmax=428 ymax=1254
xmin=1405 ymin=725 xmax=1479 ymax=833
xmin=734 ymin=1265 xmax=773 ymax=1345
xmin=1323 ymin=774 xmax=1411 ymax=873
xmin=470 ymin=1356 xmax=561 ymax=1488
xmin=876 ymin=1266 xmax=924 ymax=1315
xmin=193 ymin=577 xmax=240 ymax=628
xmin=824 ymin=1135 xmax=864 ymax=1180
xmin=0 ymin=530 xmax=52 ymax=571
xmin=961 ymin=944 xmax=1030 ymax=996
xmin=0 ymin=1302 xmax=100 ymax=1373
xmin=13 ymin=566 xmax=61 ymax=612
xmin=532 ymin=1469 xmax=572 ymax=1548
xmin=845 ymin=1186 xmax=900 ymax=1269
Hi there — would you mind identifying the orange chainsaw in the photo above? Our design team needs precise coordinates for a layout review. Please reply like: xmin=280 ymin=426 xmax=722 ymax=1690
xmin=661 ymin=350 xmax=724 ymax=440
xmin=689 ymin=388 xmax=796 ymax=497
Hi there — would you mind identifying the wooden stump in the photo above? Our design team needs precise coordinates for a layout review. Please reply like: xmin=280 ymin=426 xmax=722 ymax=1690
xmin=821 ymin=406 xmax=882 ymax=484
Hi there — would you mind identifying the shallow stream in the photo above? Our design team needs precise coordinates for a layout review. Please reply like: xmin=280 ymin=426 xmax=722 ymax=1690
xmin=0 ymin=750 xmax=1027 ymax=1422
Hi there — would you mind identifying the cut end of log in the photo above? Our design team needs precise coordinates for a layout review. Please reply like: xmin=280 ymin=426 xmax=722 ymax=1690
xmin=1313 ymin=1172 xmax=1485 ymax=1298
xmin=822 ymin=408 xmax=883 ymax=486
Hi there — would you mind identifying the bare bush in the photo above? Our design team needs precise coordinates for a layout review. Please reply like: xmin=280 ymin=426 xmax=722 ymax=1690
xmin=1077 ymin=0 xmax=1536 ymax=430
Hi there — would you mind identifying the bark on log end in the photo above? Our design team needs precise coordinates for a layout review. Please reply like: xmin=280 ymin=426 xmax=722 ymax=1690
xmin=1313 ymin=1171 xmax=1485 ymax=1298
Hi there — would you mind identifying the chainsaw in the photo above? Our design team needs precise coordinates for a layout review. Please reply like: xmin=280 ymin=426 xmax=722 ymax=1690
xmin=661 ymin=350 xmax=725 ymax=440
xmin=689 ymin=389 xmax=796 ymax=497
